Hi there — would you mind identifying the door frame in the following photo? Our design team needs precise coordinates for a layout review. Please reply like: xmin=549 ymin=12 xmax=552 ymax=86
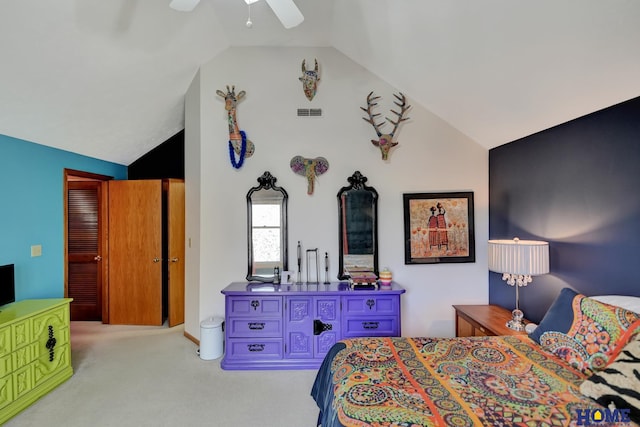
xmin=63 ymin=169 xmax=112 ymax=322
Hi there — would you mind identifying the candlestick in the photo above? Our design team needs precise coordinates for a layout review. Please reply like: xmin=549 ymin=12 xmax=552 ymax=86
xmin=296 ymin=241 xmax=302 ymax=284
xmin=324 ymin=252 xmax=330 ymax=284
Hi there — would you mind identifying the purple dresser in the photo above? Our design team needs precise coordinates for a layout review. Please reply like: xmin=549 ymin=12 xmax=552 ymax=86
xmin=220 ymin=281 xmax=405 ymax=370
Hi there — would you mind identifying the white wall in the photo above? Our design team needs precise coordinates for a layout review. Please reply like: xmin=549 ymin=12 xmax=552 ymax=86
xmin=185 ymin=46 xmax=488 ymax=339
xmin=184 ymin=69 xmax=202 ymax=338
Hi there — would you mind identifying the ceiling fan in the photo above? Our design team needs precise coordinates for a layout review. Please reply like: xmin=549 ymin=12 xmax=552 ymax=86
xmin=169 ymin=0 xmax=304 ymax=29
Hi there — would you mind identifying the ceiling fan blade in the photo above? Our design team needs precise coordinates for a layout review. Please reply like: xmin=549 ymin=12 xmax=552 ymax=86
xmin=169 ymin=0 xmax=201 ymax=12
xmin=264 ymin=0 xmax=304 ymax=29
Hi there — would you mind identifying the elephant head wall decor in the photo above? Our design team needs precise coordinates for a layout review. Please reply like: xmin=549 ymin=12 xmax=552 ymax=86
xmin=216 ymin=85 xmax=255 ymax=169
xmin=299 ymin=59 xmax=320 ymax=101
xmin=361 ymin=91 xmax=411 ymax=161
xmin=290 ymin=156 xmax=329 ymax=195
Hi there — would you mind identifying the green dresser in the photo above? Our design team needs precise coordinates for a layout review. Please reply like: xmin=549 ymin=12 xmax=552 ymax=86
xmin=0 ymin=298 xmax=73 ymax=424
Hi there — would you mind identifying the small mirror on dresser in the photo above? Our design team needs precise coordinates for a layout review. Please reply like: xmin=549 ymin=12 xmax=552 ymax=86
xmin=246 ymin=171 xmax=288 ymax=282
xmin=337 ymin=171 xmax=379 ymax=280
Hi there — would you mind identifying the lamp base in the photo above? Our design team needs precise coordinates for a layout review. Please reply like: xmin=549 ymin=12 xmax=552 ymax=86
xmin=505 ymin=308 xmax=525 ymax=331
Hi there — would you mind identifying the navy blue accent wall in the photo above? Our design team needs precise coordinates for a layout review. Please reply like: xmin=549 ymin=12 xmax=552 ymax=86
xmin=489 ymin=96 xmax=640 ymax=323
xmin=128 ymin=130 xmax=184 ymax=179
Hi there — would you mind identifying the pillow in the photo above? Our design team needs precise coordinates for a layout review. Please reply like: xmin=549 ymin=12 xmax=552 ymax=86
xmin=529 ymin=288 xmax=640 ymax=373
xmin=580 ymin=334 xmax=640 ymax=424
xmin=592 ymin=295 xmax=640 ymax=314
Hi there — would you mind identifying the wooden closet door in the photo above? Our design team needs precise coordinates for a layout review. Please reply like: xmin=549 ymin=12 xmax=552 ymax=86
xmin=166 ymin=179 xmax=185 ymax=327
xmin=67 ymin=181 xmax=103 ymax=320
xmin=108 ymin=180 xmax=163 ymax=325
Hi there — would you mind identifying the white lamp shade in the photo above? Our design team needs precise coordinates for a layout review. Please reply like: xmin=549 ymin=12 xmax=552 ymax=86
xmin=488 ymin=238 xmax=549 ymax=276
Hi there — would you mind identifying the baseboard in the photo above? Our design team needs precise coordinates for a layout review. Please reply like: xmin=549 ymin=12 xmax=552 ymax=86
xmin=184 ymin=330 xmax=199 ymax=345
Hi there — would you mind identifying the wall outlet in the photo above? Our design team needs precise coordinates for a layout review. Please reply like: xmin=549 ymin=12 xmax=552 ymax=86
xmin=31 ymin=245 xmax=42 ymax=257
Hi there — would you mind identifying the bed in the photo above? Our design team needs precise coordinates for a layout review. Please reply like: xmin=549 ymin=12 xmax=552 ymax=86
xmin=311 ymin=288 xmax=640 ymax=426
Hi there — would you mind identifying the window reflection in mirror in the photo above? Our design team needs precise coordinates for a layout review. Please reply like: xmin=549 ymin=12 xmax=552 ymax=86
xmin=337 ymin=171 xmax=378 ymax=280
xmin=247 ymin=172 xmax=288 ymax=282
xmin=251 ymin=193 xmax=282 ymax=274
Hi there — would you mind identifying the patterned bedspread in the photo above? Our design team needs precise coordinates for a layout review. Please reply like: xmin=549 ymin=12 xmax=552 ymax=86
xmin=311 ymin=335 xmax=627 ymax=427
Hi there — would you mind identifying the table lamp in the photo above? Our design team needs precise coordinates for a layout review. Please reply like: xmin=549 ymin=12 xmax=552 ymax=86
xmin=488 ymin=238 xmax=549 ymax=331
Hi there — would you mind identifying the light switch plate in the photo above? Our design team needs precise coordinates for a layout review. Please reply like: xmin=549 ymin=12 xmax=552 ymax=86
xmin=31 ymin=245 xmax=42 ymax=257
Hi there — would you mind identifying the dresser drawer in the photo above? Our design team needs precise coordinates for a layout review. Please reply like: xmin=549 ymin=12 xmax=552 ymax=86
xmin=11 ymin=318 xmax=32 ymax=350
xmin=227 ymin=318 xmax=282 ymax=338
xmin=453 ymin=305 xmax=529 ymax=337
xmin=227 ymin=297 xmax=283 ymax=317
xmin=32 ymin=305 xmax=70 ymax=343
xmin=0 ymin=372 xmax=13 ymax=409
xmin=343 ymin=295 xmax=399 ymax=316
xmin=0 ymin=326 xmax=10 ymax=357
xmin=342 ymin=316 xmax=399 ymax=337
xmin=11 ymin=343 xmax=36 ymax=370
xmin=225 ymin=338 xmax=283 ymax=361
xmin=33 ymin=343 xmax=71 ymax=389
xmin=0 ymin=354 xmax=11 ymax=381
xmin=33 ymin=326 xmax=69 ymax=360
xmin=12 ymin=363 xmax=33 ymax=401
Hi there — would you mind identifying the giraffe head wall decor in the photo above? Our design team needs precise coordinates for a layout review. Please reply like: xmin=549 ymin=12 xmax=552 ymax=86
xmin=361 ymin=91 xmax=411 ymax=161
xmin=216 ymin=85 xmax=255 ymax=169
xmin=299 ymin=59 xmax=320 ymax=101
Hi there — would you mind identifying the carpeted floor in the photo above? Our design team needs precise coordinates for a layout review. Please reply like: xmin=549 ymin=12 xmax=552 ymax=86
xmin=5 ymin=321 xmax=320 ymax=427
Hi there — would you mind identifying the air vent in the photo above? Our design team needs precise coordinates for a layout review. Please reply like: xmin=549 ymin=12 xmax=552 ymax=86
xmin=297 ymin=108 xmax=323 ymax=117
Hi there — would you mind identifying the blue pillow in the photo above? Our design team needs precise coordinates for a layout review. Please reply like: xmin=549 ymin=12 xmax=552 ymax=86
xmin=528 ymin=287 xmax=578 ymax=344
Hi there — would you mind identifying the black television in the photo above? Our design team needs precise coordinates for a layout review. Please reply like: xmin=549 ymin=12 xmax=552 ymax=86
xmin=0 ymin=264 xmax=16 ymax=307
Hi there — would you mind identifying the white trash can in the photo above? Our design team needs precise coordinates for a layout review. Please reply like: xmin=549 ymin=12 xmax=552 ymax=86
xmin=199 ymin=316 xmax=224 ymax=360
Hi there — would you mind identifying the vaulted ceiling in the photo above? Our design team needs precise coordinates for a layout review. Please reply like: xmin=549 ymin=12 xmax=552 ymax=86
xmin=1 ymin=0 xmax=639 ymax=165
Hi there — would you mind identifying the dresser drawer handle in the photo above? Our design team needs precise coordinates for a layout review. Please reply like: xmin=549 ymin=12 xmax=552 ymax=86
xmin=46 ymin=325 xmax=57 ymax=362
xmin=366 ymin=299 xmax=375 ymax=310
xmin=362 ymin=321 xmax=379 ymax=330
xmin=250 ymin=300 xmax=260 ymax=311
xmin=248 ymin=322 xmax=265 ymax=330
xmin=313 ymin=319 xmax=333 ymax=335
xmin=247 ymin=344 xmax=265 ymax=352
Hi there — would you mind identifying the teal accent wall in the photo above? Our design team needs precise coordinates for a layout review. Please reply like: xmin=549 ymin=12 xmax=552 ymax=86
xmin=0 ymin=134 xmax=127 ymax=301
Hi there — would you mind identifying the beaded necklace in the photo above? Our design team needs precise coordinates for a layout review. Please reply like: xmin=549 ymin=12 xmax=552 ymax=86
xmin=229 ymin=130 xmax=248 ymax=169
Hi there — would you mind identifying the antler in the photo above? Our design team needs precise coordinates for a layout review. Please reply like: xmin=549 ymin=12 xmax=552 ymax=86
xmin=302 ymin=59 xmax=319 ymax=73
xmin=387 ymin=92 xmax=410 ymax=137
xmin=360 ymin=91 xmax=384 ymax=137
xmin=360 ymin=91 xmax=411 ymax=161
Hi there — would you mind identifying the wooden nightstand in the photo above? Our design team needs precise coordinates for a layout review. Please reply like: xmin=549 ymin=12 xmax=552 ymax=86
xmin=453 ymin=304 xmax=530 ymax=337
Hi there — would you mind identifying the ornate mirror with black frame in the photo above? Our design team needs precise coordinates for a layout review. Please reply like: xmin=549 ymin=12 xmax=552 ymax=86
xmin=246 ymin=171 xmax=288 ymax=282
xmin=337 ymin=171 xmax=379 ymax=280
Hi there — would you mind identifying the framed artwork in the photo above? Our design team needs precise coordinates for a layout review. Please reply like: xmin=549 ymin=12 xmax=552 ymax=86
xmin=403 ymin=192 xmax=475 ymax=264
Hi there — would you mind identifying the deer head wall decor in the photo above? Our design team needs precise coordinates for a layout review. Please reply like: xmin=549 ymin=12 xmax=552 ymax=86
xmin=361 ymin=91 xmax=411 ymax=161
xmin=299 ymin=59 xmax=320 ymax=101
xmin=216 ymin=85 xmax=255 ymax=169
xmin=290 ymin=156 xmax=329 ymax=195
